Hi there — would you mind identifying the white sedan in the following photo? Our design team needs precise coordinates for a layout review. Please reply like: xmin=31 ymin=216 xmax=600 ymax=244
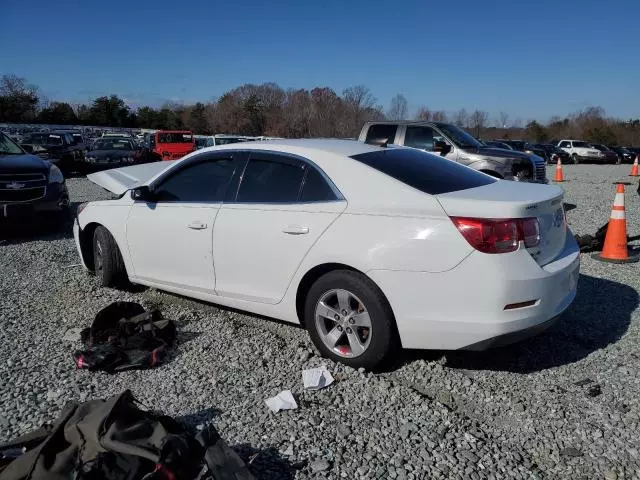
xmin=74 ymin=139 xmax=580 ymax=369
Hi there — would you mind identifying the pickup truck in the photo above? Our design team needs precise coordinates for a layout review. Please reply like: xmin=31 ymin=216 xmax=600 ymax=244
xmin=359 ymin=121 xmax=547 ymax=183
xmin=557 ymin=140 xmax=607 ymax=164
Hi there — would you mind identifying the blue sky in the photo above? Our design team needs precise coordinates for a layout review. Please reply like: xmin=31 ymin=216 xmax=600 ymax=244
xmin=2 ymin=0 xmax=638 ymax=122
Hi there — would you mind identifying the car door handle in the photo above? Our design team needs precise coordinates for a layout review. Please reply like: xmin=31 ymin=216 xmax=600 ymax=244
xmin=282 ymin=226 xmax=309 ymax=235
xmin=187 ymin=221 xmax=207 ymax=230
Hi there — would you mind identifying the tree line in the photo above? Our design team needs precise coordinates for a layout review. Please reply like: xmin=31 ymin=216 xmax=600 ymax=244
xmin=1 ymin=74 xmax=638 ymax=146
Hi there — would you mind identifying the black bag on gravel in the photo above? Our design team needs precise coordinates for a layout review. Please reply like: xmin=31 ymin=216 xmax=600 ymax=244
xmin=574 ymin=222 xmax=609 ymax=253
xmin=73 ymin=302 xmax=176 ymax=373
xmin=0 ymin=390 xmax=255 ymax=480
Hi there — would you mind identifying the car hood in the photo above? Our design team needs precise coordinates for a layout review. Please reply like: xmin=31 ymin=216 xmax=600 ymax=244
xmin=88 ymin=149 xmax=136 ymax=157
xmin=86 ymin=161 xmax=175 ymax=195
xmin=0 ymin=153 xmax=50 ymax=173
xmin=462 ymin=146 xmax=531 ymax=160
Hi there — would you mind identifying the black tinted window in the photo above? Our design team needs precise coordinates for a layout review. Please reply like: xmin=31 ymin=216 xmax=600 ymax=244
xmin=365 ymin=124 xmax=398 ymax=145
xmin=155 ymin=158 xmax=236 ymax=202
xmin=301 ymin=168 xmax=338 ymax=202
xmin=237 ymin=159 xmax=305 ymax=203
xmin=405 ymin=126 xmax=435 ymax=150
xmin=350 ymin=148 xmax=495 ymax=195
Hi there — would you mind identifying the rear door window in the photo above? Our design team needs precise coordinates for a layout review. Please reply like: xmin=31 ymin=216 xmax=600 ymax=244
xmin=404 ymin=126 xmax=436 ymax=151
xmin=350 ymin=148 xmax=496 ymax=195
xmin=365 ymin=124 xmax=398 ymax=145
xmin=300 ymin=167 xmax=338 ymax=202
xmin=236 ymin=155 xmax=305 ymax=203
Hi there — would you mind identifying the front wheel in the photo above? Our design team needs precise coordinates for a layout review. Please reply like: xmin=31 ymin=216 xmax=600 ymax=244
xmin=304 ymin=270 xmax=398 ymax=370
xmin=572 ymin=154 xmax=580 ymax=165
xmin=93 ymin=226 xmax=128 ymax=288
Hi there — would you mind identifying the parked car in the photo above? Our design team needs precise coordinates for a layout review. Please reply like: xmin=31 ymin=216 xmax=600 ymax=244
xmin=589 ymin=144 xmax=618 ymax=164
xmin=609 ymin=146 xmax=635 ymax=164
xmin=482 ymin=140 xmax=513 ymax=150
xmin=143 ymin=130 xmax=196 ymax=161
xmin=73 ymin=139 xmax=579 ymax=369
xmin=0 ymin=132 xmax=70 ymax=227
xmin=102 ymin=132 xmax=133 ymax=139
xmin=213 ymin=134 xmax=256 ymax=145
xmin=557 ymin=140 xmax=606 ymax=164
xmin=495 ymin=139 xmax=549 ymax=162
xmin=359 ymin=121 xmax=547 ymax=183
xmin=534 ymin=144 xmax=570 ymax=164
xmin=19 ymin=132 xmax=78 ymax=174
xmin=83 ymin=138 xmax=141 ymax=171
xmin=194 ymin=135 xmax=215 ymax=150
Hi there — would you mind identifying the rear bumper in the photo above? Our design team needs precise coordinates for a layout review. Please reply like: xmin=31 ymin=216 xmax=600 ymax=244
xmin=368 ymin=231 xmax=580 ymax=350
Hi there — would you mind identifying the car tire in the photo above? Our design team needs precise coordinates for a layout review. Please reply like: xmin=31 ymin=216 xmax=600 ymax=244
xmin=93 ymin=226 xmax=128 ymax=288
xmin=572 ymin=154 xmax=580 ymax=165
xmin=304 ymin=270 xmax=398 ymax=370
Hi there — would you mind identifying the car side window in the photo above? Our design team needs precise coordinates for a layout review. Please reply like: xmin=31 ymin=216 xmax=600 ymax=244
xmin=154 ymin=157 xmax=237 ymax=202
xmin=559 ymin=141 xmax=570 ymax=148
xmin=300 ymin=167 xmax=338 ymax=202
xmin=236 ymin=157 xmax=305 ymax=203
xmin=365 ymin=124 xmax=398 ymax=145
xmin=404 ymin=126 xmax=436 ymax=151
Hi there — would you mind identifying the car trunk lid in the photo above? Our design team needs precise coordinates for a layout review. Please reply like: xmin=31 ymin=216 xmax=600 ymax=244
xmin=436 ymin=181 xmax=566 ymax=266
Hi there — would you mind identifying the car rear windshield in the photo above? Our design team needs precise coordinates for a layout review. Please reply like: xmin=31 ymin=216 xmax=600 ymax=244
xmin=158 ymin=132 xmax=193 ymax=143
xmin=350 ymin=148 xmax=496 ymax=195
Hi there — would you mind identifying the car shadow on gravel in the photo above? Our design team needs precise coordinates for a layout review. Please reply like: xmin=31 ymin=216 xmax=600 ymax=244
xmin=0 ymin=223 xmax=73 ymax=244
xmin=409 ymin=273 xmax=639 ymax=374
xmin=234 ymin=444 xmax=304 ymax=480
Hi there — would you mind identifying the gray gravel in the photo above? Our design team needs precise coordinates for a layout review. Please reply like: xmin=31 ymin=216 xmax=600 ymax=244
xmin=1 ymin=167 xmax=640 ymax=479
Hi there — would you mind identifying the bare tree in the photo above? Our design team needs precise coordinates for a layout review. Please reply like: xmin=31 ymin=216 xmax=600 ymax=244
xmin=342 ymin=85 xmax=376 ymax=110
xmin=432 ymin=110 xmax=447 ymax=122
xmin=387 ymin=94 xmax=408 ymax=120
xmin=453 ymin=108 xmax=468 ymax=128
xmin=499 ymin=111 xmax=509 ymax=128
xmin=415 ymin=106 xmax=432 ymax=121
xmin=470 ymin=110 xmax=489 ymax=138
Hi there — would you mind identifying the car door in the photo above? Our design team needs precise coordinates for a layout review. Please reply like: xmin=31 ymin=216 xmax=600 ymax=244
xmin=126 ymin=151 xmax=243 ymax=293
xmin=212 ymin=152 xmax=346 ymax=304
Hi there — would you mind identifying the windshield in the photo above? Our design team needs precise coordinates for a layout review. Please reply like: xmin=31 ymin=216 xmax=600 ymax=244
xmin=24 ymin=133 xmax=63 ymax=146
xmin=573 ymin=141 xmax=590 ymax=148
xmin=434 ymin=124 xmax=482 ymax=149
xmin=93 ymin=139 xmax=134 ymax=150
xmin=591 ymin=144 xmax=609 ymax=151
xmin=0 ymin=132 xmax=24 ymax=154
xmin=158 ymin=132 xmax=193 ymax=143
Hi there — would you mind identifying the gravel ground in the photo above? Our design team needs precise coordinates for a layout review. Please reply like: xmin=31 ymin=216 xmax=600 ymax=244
xmin=1 ymin=166 xmax=640 ymax=479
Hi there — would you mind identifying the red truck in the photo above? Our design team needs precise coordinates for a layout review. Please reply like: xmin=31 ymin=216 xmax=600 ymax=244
xmin=148 ymin=130 xmax=196 ymax=161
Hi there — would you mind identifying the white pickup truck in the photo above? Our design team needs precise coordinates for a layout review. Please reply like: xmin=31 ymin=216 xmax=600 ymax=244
xmin=557 ymin=139 xmax=606 ymax=164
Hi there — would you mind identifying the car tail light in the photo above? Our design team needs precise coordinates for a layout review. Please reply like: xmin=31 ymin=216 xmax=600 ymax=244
xmin=451 ymin=217 xmax=540 ymax=254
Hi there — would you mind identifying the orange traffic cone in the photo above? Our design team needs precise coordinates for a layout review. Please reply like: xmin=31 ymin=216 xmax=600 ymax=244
xmin=554 ymin=158 xmax=564 ymax=182
xmin=630 ymin=155 xmax=639 ymax=177
xmin=592 ymin=184 xmax=639 ymax=263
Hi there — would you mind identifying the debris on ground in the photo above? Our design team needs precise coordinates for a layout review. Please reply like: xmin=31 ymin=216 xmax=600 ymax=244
xmin=587 ymin=384 xmax=602 ymax=397
xmin=73 ymin=301 xmax=176 ymax=373
xmin=0 ymin=390 xmax=254 ymax=479
xmin=302 ymin=366 xmax=334 ymax=390
xmin=265 ymin=390 xmax=298 ymax=413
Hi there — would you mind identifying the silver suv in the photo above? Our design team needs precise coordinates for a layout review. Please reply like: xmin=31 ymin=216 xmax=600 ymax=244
xmin=359 ymin=121 xmax=547 ymax=183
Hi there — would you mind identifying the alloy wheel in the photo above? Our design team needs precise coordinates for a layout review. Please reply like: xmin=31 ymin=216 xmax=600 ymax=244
xmin=314 ymin=289 xmax=372 ymax=358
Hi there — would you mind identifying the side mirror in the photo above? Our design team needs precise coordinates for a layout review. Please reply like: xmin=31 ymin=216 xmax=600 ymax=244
xmin=434 ymin=141 xmax=452 ymax=156
xmin=131 ymin=185 xmax=154 ymax=202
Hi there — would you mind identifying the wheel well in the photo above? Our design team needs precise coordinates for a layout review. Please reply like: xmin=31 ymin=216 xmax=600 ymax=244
xmin=79 ymin=222 xmax=101 ymax=271
xmin=480 ymin=169 xmax=503 ymax=179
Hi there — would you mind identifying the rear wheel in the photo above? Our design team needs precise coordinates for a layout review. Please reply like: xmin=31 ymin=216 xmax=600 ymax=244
xmin=93 ymin=226 xmax=128 ymax=288
xmin=304 ymin=270 xmax=398 ymax=370
xmin=572 ymin=154 xmax=580 ymax=165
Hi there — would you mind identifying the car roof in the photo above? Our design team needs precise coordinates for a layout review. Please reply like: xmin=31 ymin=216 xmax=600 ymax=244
xmin=204 ymin=138 xmax=382 ymax=158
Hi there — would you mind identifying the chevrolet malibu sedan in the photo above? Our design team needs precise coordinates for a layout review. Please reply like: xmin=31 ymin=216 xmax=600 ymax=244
xmin=73 ymin=140 xmax=580 ymax=369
